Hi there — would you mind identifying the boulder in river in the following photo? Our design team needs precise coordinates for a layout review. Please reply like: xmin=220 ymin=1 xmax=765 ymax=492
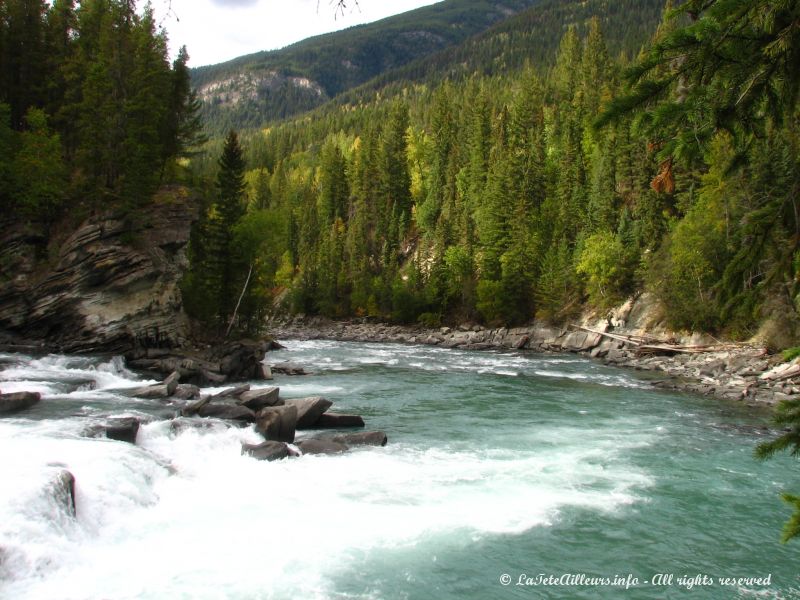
xmin=237 ymin=386 xmax=281 ymax=411
xmin=255 ymin=405 xmax=298 ymax=443
xmin=285 ymin=396 xmax=333 ymax=428
xmin=103 ymin=417 xmax=140 ymax=444
xmin=314 ymin=412 xmax=365 ymax=428
xmin=315 ymin=431 xmax=387 ymax=447
xmin=196 ymin=403 xmax=255 ymax=423
xmin=0 ymin=391 xmax=40 ymax=414
xmin=47 ymin=469 xmax=76 ymax=517
xmin=270 ymin=362 xmax=309 ymax=376
xmin=173 ymin=383 xmax=201 ymax=400
xmin=296 ymin=439 xmax=349 ymax=455
xmin=241 ymin=441 xmax=298 ymax=461
xmin=132 ymin=370 xmax=181 ymax=398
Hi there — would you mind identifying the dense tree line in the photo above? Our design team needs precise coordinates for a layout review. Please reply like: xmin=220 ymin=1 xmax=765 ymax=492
xmin=0 ymin=0 xmax=202 ymax=227
xmin=185 ymin=15 xmax=681 ymax=332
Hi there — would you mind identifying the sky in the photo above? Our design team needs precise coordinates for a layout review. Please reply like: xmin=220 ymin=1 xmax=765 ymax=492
xmin=150 ymin=0 xmax=444 ymax=67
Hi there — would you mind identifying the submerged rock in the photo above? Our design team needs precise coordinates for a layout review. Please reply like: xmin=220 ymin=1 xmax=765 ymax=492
xmin=0 ymin=391 xmax=41 ymax=415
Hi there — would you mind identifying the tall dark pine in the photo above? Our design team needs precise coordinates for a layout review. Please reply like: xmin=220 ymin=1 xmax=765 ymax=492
xmin=214 ymin=130 xmax=247 ymax=324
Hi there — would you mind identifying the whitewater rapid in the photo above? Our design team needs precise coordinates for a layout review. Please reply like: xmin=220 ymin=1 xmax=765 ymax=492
xmin=0 ymin=342 xmax=796 ymax=599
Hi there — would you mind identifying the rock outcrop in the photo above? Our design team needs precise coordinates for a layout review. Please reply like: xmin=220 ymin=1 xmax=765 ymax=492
xmin=0 ymin=187 xmax=198 ymax=353
xmin=127 ymin=340 xmax=273 ymax=385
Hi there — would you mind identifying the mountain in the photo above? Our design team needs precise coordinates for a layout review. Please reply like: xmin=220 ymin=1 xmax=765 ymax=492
xmin=190 ymin=0 xmax=542 ymax=131
xmin=338 ymin=0 xmax=665 ymax=103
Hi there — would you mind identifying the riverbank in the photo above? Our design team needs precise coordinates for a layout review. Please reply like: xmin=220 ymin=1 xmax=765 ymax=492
xmin=267 ymin=312 xmax=797 ymax=409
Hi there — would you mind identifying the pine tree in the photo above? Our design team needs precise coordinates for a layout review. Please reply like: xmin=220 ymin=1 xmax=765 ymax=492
xmin=212 ymin=130 xmax=247 ymax=324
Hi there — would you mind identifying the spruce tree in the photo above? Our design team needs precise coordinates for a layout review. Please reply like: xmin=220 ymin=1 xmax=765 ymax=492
xmin=213 ymin=130 xmax=247 ymax=324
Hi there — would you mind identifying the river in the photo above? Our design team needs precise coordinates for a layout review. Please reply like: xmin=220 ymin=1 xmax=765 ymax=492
xmin=0 ymin=340 xmax=797 ymax=599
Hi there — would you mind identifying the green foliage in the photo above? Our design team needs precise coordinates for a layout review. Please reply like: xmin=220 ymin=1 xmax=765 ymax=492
xmin=0 ymin=0 xmax=204 ymax=226
xmin=756 ymin=397 xmax=800 ymax=542
xmin=782 ymin=347 xmax=800 ymax=362
xmin=576 ymin=231 xmax=627 ymax=308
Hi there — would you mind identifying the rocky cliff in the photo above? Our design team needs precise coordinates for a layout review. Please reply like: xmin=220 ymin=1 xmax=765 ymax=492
xmin=0 ymin=187 xmax=198 ymax=353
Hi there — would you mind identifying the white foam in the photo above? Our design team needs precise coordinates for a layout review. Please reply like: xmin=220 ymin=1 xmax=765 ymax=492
xmin=0 ymin=416 xmax=654 ymax=599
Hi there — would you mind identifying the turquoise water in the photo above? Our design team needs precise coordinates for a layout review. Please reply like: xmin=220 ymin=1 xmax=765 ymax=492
xmin=0 ymin=341 xmax=797 ymax=599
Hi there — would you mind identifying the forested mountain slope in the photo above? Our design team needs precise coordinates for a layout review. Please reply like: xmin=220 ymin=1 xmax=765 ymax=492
xmin=190 ymin=0 xmax=541 ymax=131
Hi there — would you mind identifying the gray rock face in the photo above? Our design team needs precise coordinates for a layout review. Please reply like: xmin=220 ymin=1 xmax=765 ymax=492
xmin=0 ymin=391 xmax=41 ymax=414
xmin=0 ymin=189 xmax=198 ymax=353
xmin=256 ymin=405 xmax=298 ymax=443
xmin=285 ymin=396 xmax=333 ymax=428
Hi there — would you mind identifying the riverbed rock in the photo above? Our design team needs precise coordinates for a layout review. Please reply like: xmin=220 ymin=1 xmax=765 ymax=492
xmin=285 ymin=396 xmax=333 ymax=428
xmin=47 ymin=469 xmax=76 ymax=517
xmin=132 ymin=370 xmax=181 ymax=398
xmin=296 ymin=439 xmax=349 ymax=455
xmin=271 ymin=362 xmax=309 ymax=376
xmin=0 ymin=391 xmax=41 ymax=414
xmin=173 ymin=383 xmax=201 ymax=400
xmin=315 ymin=431 xmax=387 ymax=447
xmin=127 ymin=340 xmax=271 ymax=385
xmin=196 ymin=403 xmax=255 ymax=423
xmin=314 ymin=413 xmax=365 ymax=428
xmin=104 ymin=417 xmax=140 ymax=444
xmin=236 ymin=386 xmax=281 ymax=410
xmin=256 ymin=405 xmax=298 ymax=443
xmin=241 ymin=441 xmax=297 ymax=461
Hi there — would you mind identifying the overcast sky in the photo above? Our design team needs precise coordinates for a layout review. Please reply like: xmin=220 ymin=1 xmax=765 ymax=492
xmin=151 ymin=0 xmax=444 ymax=67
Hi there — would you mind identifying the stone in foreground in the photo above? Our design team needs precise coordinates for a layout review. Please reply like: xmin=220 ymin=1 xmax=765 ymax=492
xmin=0 ymin=391 xmax=41 ymax=415
xmin=256 ymin=405 xmax=298 ymax=443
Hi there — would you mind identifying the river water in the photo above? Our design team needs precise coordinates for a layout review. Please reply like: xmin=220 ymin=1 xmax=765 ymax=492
xmin=0 ymin=340 xmax=798 ymax=599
